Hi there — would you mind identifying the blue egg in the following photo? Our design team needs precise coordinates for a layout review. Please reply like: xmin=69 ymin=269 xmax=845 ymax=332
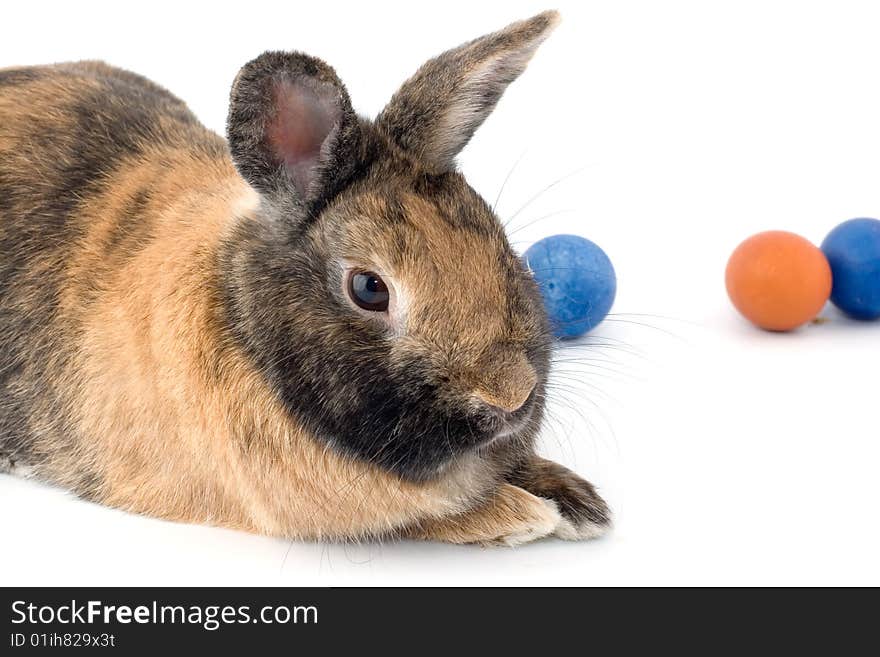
xmin=524 ymin=234 xmax=616 ymax=339
xmin=821 ymin=218 xmax=880 ymax=320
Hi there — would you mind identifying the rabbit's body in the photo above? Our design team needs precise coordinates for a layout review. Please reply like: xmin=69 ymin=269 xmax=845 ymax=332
xmin=0 ymin=62 xmax=491 ymax=537
xmin=0 ymin=13 xmax=611 ymax=544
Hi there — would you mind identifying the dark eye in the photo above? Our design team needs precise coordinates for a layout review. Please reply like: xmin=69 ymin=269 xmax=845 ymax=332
xmin=347 ymin=271 xmax=390 ymax=312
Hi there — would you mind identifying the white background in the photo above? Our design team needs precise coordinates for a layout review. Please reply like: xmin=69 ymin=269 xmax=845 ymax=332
xmin=2 ymin=0 xmax=879 ymax=586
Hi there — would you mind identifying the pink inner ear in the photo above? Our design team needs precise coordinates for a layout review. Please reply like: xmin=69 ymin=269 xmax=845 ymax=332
xmin=266 ymin=78 xmax=339 ymax=195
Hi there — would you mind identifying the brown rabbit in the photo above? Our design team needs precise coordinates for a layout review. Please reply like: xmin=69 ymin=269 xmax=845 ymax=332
xmin=0 ymin=11 xmax=610 ymax=545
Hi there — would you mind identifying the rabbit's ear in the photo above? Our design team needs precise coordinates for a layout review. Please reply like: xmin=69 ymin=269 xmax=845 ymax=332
xmin=227 ymin=52 xmax=363 ymax=211
xmin=376 ymin=11 xmax=559 ymax=174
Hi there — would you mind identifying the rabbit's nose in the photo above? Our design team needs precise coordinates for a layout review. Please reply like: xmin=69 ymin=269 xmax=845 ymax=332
xmin=471 ymin=349 xmax=537 ymax=413
xmin=473 ymin=379 xmax=535 ymax=414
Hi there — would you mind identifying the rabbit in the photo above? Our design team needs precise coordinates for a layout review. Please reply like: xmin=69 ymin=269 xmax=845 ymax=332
xmin=0 ymin=10 xmax=610 ymax=546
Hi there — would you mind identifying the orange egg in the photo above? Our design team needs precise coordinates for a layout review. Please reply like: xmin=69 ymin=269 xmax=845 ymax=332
xmin=725 ymin=231 xmax=832 ymax=331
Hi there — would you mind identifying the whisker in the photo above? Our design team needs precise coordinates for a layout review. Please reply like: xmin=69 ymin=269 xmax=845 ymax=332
xmin=493 ymin=148 xmax=529 ymax=212
xmin=543 ymin=391 xmax=607 ymax=462
xmin=544 ymin=384 xmax=620 ymax=457
xmin=600 ymin=317 xmax=686 ymax=341
xmin=608 ymin=312 xmax=702 ymax=327
xmin=555 ymin=340 xmax=648 ymax=361
xmin=552 ymin=365 xmax=640 ymax=384
xmin=506 ymin=209 xmax=577 ymax=238
xmin=503 ymin=165 xmax=592 ymax=227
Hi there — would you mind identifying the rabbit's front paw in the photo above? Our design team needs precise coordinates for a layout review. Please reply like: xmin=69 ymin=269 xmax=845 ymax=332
xmin=482 ymin=495 xmax=562 ymax=547
xmin=407 ymin=483 xmax=564 ymax=546
xmin=509 ymin=456 xmax=612 ymax=540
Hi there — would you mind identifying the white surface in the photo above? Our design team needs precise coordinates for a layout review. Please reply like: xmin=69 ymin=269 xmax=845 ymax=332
xmin=2 ymin=0 xmax=880 ymax=586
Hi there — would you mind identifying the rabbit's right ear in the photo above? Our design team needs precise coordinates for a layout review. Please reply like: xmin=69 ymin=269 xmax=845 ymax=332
xmin=227 ymin=52 xmax=363 ymax=214
xmin=376 ymin=11 xmax=560 ymax=175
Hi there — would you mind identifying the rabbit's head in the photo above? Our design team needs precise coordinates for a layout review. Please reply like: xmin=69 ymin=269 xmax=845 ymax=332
xmin=223 ymin=11 xmax=560 ymax=480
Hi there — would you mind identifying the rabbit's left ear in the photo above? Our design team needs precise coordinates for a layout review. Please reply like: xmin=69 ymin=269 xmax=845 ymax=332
xmin=376 ymin=11 xmax=560 ymax=175
xmin=227 ymin=52 xmax=363 ymax=212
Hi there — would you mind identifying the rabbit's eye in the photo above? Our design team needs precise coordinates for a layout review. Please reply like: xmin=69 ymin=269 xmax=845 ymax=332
xmin=347 ymin=271 xmax=390 ymax=312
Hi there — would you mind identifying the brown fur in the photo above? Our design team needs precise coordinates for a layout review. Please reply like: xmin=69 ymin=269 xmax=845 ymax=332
xmin=0 ymin=12 xmax=611 ymax=545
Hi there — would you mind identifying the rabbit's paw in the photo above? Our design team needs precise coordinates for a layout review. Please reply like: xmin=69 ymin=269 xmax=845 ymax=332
xmin=481 ymin=495 xmax=562 ymax=547
xmin=509 ymin=456 xmax=612 ymax=540
xmin=408 ymin=483 xmax=563 ymax=546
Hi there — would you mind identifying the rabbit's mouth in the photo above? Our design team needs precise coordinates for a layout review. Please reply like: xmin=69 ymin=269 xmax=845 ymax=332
xmin=470 ymin=387 xmax=540 ymax=445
